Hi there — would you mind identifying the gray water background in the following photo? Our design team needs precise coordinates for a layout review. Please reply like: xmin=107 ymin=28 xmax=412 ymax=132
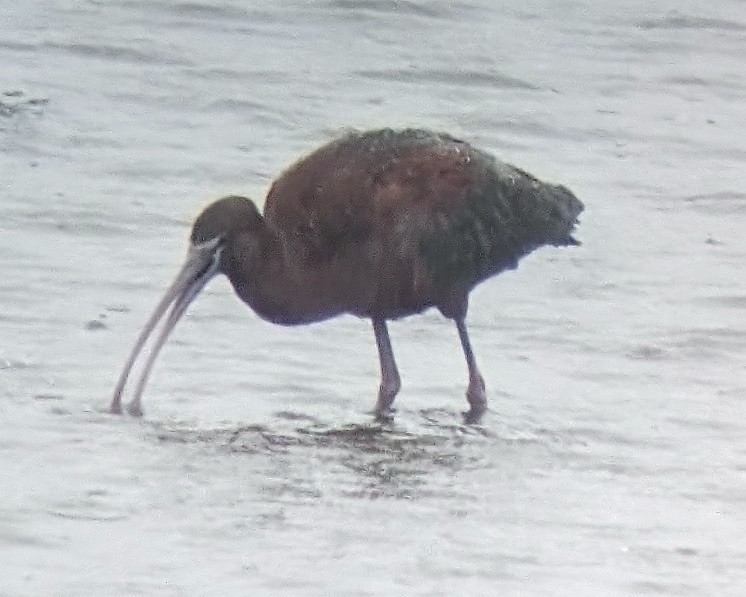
xmin=1 ymin=0 xmax=745 ymax=595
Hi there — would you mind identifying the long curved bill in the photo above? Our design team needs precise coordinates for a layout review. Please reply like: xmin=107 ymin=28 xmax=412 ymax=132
xmin=110 ymin=239 xmax=222 ymax=416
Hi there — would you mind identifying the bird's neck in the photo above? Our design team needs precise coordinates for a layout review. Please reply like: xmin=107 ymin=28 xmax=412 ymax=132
xmin=225 ymin=225 xmax=332 ymax=325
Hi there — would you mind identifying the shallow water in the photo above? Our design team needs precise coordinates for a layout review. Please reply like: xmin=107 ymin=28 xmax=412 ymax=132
xmin=2 ymin=1 xmax=745 ymax=595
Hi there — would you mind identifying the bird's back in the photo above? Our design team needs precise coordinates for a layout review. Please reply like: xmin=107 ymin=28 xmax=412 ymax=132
xmin=263 ymin=129 xmax=583 ymax=319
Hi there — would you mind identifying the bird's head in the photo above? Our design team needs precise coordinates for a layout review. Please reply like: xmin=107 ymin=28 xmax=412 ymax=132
xmin=190 ymin=195 xmax=263 ymax=248
xmin=110 ymin=195 xmax=262 ymax=416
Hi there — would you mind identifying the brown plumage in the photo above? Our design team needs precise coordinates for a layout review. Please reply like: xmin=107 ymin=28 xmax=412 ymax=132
xmin=110 ymin=128 xmax=583 ymax=422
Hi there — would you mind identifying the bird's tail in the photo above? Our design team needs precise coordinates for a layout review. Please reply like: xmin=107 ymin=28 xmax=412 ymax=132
xmin=542 ymin=182 xmax=584 ymax=247
xmin=495 ymin=160 xmax=584 ymax=251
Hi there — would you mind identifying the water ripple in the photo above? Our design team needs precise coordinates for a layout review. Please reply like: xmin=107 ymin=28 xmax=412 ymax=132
xmin=637 ymin=12 xmax=746 ymax=32
xmin=354 ymin=67 xmax=540 ymax=90
xmin=42 ymin=41 xmax=193 ymax=66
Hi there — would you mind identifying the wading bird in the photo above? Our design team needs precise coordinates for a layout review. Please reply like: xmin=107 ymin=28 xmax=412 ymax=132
xmin=110 ymin=128 xmax=583 ymax=422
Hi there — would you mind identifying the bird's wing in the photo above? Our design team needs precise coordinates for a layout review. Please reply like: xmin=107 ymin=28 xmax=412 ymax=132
xmin=263 ymin=130 xmax=582 ymax=283
xmin=263 ymin=134 xmax=381 ymax=264
xmin=369 ymin=141 xmax=583 ymax=289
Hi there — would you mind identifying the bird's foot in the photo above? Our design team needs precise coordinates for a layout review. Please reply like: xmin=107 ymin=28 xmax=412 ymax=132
xmin=463 ymin=374 xmax=487 ymax=424
xmin=373 ymin=406 xmax=397 ymax=423
xmin=126 ymin=400 xmax=144 ymax=417
xmin=374 ymin=381 xmax=400 ymax=423
xmin=463 ymin=403 xmax=487 ymax=425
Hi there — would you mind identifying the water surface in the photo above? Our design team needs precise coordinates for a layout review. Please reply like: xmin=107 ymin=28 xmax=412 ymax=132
xmin=2 ymin=1 xmax=745 ymax=595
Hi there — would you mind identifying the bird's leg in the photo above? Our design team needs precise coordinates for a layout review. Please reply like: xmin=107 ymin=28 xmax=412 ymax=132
xmin=372 ymin=317 xmax=401 ymax=420
xmin=456 ymin=318 xmax=487 ymax=423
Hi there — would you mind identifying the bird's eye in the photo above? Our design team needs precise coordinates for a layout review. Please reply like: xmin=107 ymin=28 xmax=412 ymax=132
xmin=193 ymin=235 xmax=224 ymax=251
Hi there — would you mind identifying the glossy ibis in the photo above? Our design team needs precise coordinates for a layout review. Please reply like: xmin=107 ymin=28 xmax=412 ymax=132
xmin=110 ymin=128 xmax=583 ymax=422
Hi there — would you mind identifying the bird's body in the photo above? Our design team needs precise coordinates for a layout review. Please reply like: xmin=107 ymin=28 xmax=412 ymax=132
xmin=111 ymin=128 xmax=583 ymax=422
xmin=209 ymin=129 xmax=581 ymax=324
